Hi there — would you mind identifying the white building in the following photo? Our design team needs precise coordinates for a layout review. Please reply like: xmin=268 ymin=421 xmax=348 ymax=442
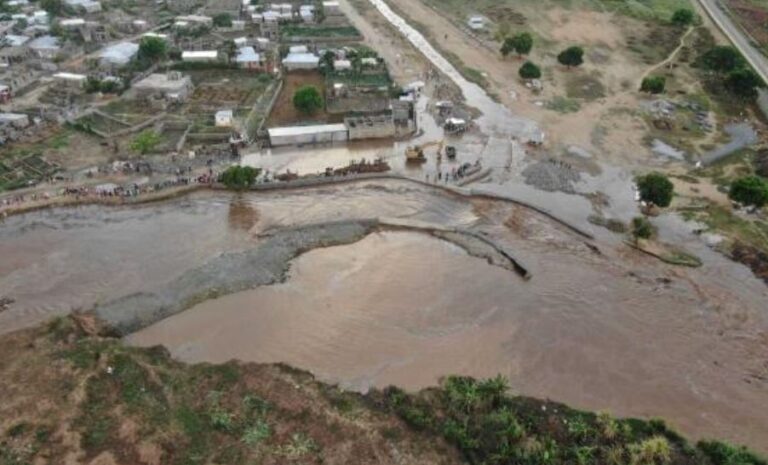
xmin=3 ymin=35 xmax=30 ymax=47
xmin=60 ymin=18 xmax=86 ymax=28
xmin=334 ymin=59 xmax=351 ymax=71
xmin=289 ymin=45 xmax=308 ymax=54
xmin=175 ymin=15 xmax=213 ymax=26
xmin=268 ymin=124 xmax=348 ymax=146
xmin=181 ymin=50 xmax=219 ymax=62
xmin=282 ymin=52 xmax=319 ymax=70
xmin=323 ymin=1 xmax=341 ymax=15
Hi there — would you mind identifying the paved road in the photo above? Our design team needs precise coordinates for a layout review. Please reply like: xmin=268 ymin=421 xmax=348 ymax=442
xmin=697 ymin=0 xmax=768 ymax=84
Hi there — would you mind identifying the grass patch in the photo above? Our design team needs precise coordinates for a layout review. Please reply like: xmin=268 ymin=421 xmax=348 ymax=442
xmin=281 ymin=25 xmax=360 ymax=38
xmin=546 ymin=96 xmax=581 ymax=113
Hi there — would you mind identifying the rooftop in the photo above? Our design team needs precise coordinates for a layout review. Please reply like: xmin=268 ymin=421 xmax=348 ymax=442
xmin=99 ymin=42 xmax=139 ymax=65
xmin=269 ymin=124 xmax=347 ymax=138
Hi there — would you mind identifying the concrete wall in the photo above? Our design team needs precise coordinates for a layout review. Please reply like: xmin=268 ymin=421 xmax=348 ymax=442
xmin=269 ymin=127 xmax=348 ymax=146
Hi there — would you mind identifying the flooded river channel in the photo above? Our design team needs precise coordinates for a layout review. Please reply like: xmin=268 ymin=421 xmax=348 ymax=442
xmin=2 ymin=180 xmax=767 ymax=451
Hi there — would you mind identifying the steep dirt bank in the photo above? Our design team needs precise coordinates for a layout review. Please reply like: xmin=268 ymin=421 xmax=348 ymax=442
xmin=2 ymin=316 xmax=764 ymax=464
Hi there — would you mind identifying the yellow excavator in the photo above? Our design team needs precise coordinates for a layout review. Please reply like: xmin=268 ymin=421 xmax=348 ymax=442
xmin=405 ymin=140 xmax=444 ymax=163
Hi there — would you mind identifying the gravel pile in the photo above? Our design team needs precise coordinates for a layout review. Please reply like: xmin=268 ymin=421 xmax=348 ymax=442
xmin=522 ymin=159 xmax=581 ymax=193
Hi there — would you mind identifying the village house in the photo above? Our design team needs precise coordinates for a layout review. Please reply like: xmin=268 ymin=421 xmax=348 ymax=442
xmin=131 ymin=71 xmax=194 ymax=101
xmin=282 ymin=51 xmax=319 ymax=70
xmin=98 ymin=42 xmax=139 ymax=69
xmin=235 ymin=46 xmax=264 ymax=71
xmin=181 ymin=50 xmax=219 ymax=63
xmin=26 ymin=35 xmax=60 ymax=60
xmin=214 ymin=109 xmax=233 ymax=127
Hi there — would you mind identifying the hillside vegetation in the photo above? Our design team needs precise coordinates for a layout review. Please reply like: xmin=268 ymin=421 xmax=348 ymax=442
xmin=1 ymin=316 xmax=765 ymax=465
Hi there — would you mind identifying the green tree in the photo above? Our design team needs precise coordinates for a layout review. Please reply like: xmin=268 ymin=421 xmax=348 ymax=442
xmin=130 ymin=130 xmax=162 ymax=155
xmin=12 ymin=17 xmax=27 ymax=33
xmin=220 ymin=166 xmax=260 ymax=189
xmin=99 ymin=79 xmax=120 ymax=94
xmin=558 ymin=46 xmax=584 ymax=68
xmin=729 ymin=175 xmax=768 ymax=208
xmin=699 ymin=46 xmax=744 ymax=72
xmin=671 ymin=8 xmax=695 ymax=26
xmin=636 ymin=172 xmax=674 ymax=207
xmin=138 ymin=36 xmax=167 ymax=62
xmin=41 ymin=0 xmax=64 ymax=15
xmin=319 ymin=50 xmax=335 ymax=73
xmin=220 ymin=39 xmax=237 ymax=64
xmin=640 ymin=75 xmax=666 ymax=94
xmin=293 ymin=85 xmax=324 ymax=114
xmin=501 ymin=32 xmax=533 ymax=57
xmin=84 ymin=76 xmax=101 ymax=93
xmin=212 ymin=13 xmax=233 ymax=28
xmin=725 ymin=67 xmax=763 ymax=99
xmin=518 ymin=61 xmax=541 ymax=79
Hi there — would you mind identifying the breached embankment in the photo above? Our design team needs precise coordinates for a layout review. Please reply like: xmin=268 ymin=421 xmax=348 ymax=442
xmin=95 ymin=219 xmax=529 ymax=335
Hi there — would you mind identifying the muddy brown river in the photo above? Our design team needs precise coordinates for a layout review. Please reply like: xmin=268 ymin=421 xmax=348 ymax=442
xmin=2 ymin=179 xmax=767 ymax=452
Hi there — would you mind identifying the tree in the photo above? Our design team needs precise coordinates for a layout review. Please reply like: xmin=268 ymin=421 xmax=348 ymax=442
xmin=130 ymin=130 xmax=162 ymax=155
xmin=557 ymin=46 xmax=584 ymax=68
xmin=99 ymin=79 xmax=120 ymax=94
xmin=501 ymin=32 xmax=533 ymax=57
xmin=12 ymin=17 xmax=27 ymax=34
xmin=725 ymin=67 xmax=763 ymax=99
xmin=138 ymin=36 xmax=167 ymax=62
xmin=729 ymin=175 xmax=768 ymax=208
xmin=212 ymin=13 xmax=233 ymax=28
xmin=319 ymin=50 xmax=335 ymax=73
xmin=40 ymin=0 xmax=64 ymax=15
xmin=293 ymin=85 xmax=323 ymax=114
xmin=636 ymin=172 xmax=674 ymax=207
xmin=699 ymin=46 xmax=744 ymax=72
xmin=220 ymin=166 xmax=260 ymax=189
xmin=314 ymin=0 xmax=326 ymax=23
xmin=518 ymin=61 xmax=541 ymax=79
xmin=640 ymin=75 xmax=666 ymax=94
xmin=671 ymin=8 xmax=695 ymax=26
xmin=220 ymin=39 xmax=237 ymax=64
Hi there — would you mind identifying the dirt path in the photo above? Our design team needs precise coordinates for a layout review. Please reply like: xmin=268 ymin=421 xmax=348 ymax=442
xmin=638 ymin=26 xmax=696 ymax=85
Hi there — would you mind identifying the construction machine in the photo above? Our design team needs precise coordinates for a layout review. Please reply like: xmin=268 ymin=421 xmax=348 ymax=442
xmin=405 ymin=140 xmax=444 ymax=163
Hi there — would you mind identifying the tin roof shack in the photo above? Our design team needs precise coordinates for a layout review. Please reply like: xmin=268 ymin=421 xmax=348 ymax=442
xmin=344 ymin=113 xmax=394 ymax=140
xmin=268 ymin=123 xmax=348 ymax=146
xmin=0 ymin=112 xmax=30 ymax=129
xmin=467 ymin=15 xmax=485 ymax=30
xmin=235 ymin=46 xmax=265 ymax=71
xmin=27 ymin=35 xmax=60 ymax=60
xmin=53 ymin=72 xmax=88 ymax=90
xmin=98 ymin=42 xmax=139 ymax=69
xmin=132 ymin=72 xmax=193 ymax=101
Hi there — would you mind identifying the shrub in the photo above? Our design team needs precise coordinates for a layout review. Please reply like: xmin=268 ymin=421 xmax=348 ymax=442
xmin=558 ymin=46 xmax=584 ymax=68
xmin=697 ymin=440 xmax=768 ymax=465
xmin=293 ymin=85 xmax=324 ymax=114
xmin=628 ymin=436 xmax=672 ymax=465
xmin=501 ymin=32 xmax=533 ymax=57
xmin=729 ymin=175 xmax=768 ymax=208
xmin=130 ymin=130 xmax=161 ymax=155
xmin=519 ymin=61 xmax=542 ymax=79
xmin=637 ymin=172 xmax=674 ymax=207
xmin=641 ymin=76 xmax=666 ymax=94
xmin=219 ymin=166 xmax=260 ymax=190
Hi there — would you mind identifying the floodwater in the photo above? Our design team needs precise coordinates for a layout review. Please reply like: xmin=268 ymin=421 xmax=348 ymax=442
xmin=127 ymin=223 xmax=768 ymax=452
xmin=2 ymin=179 xmax=768 ymax=451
